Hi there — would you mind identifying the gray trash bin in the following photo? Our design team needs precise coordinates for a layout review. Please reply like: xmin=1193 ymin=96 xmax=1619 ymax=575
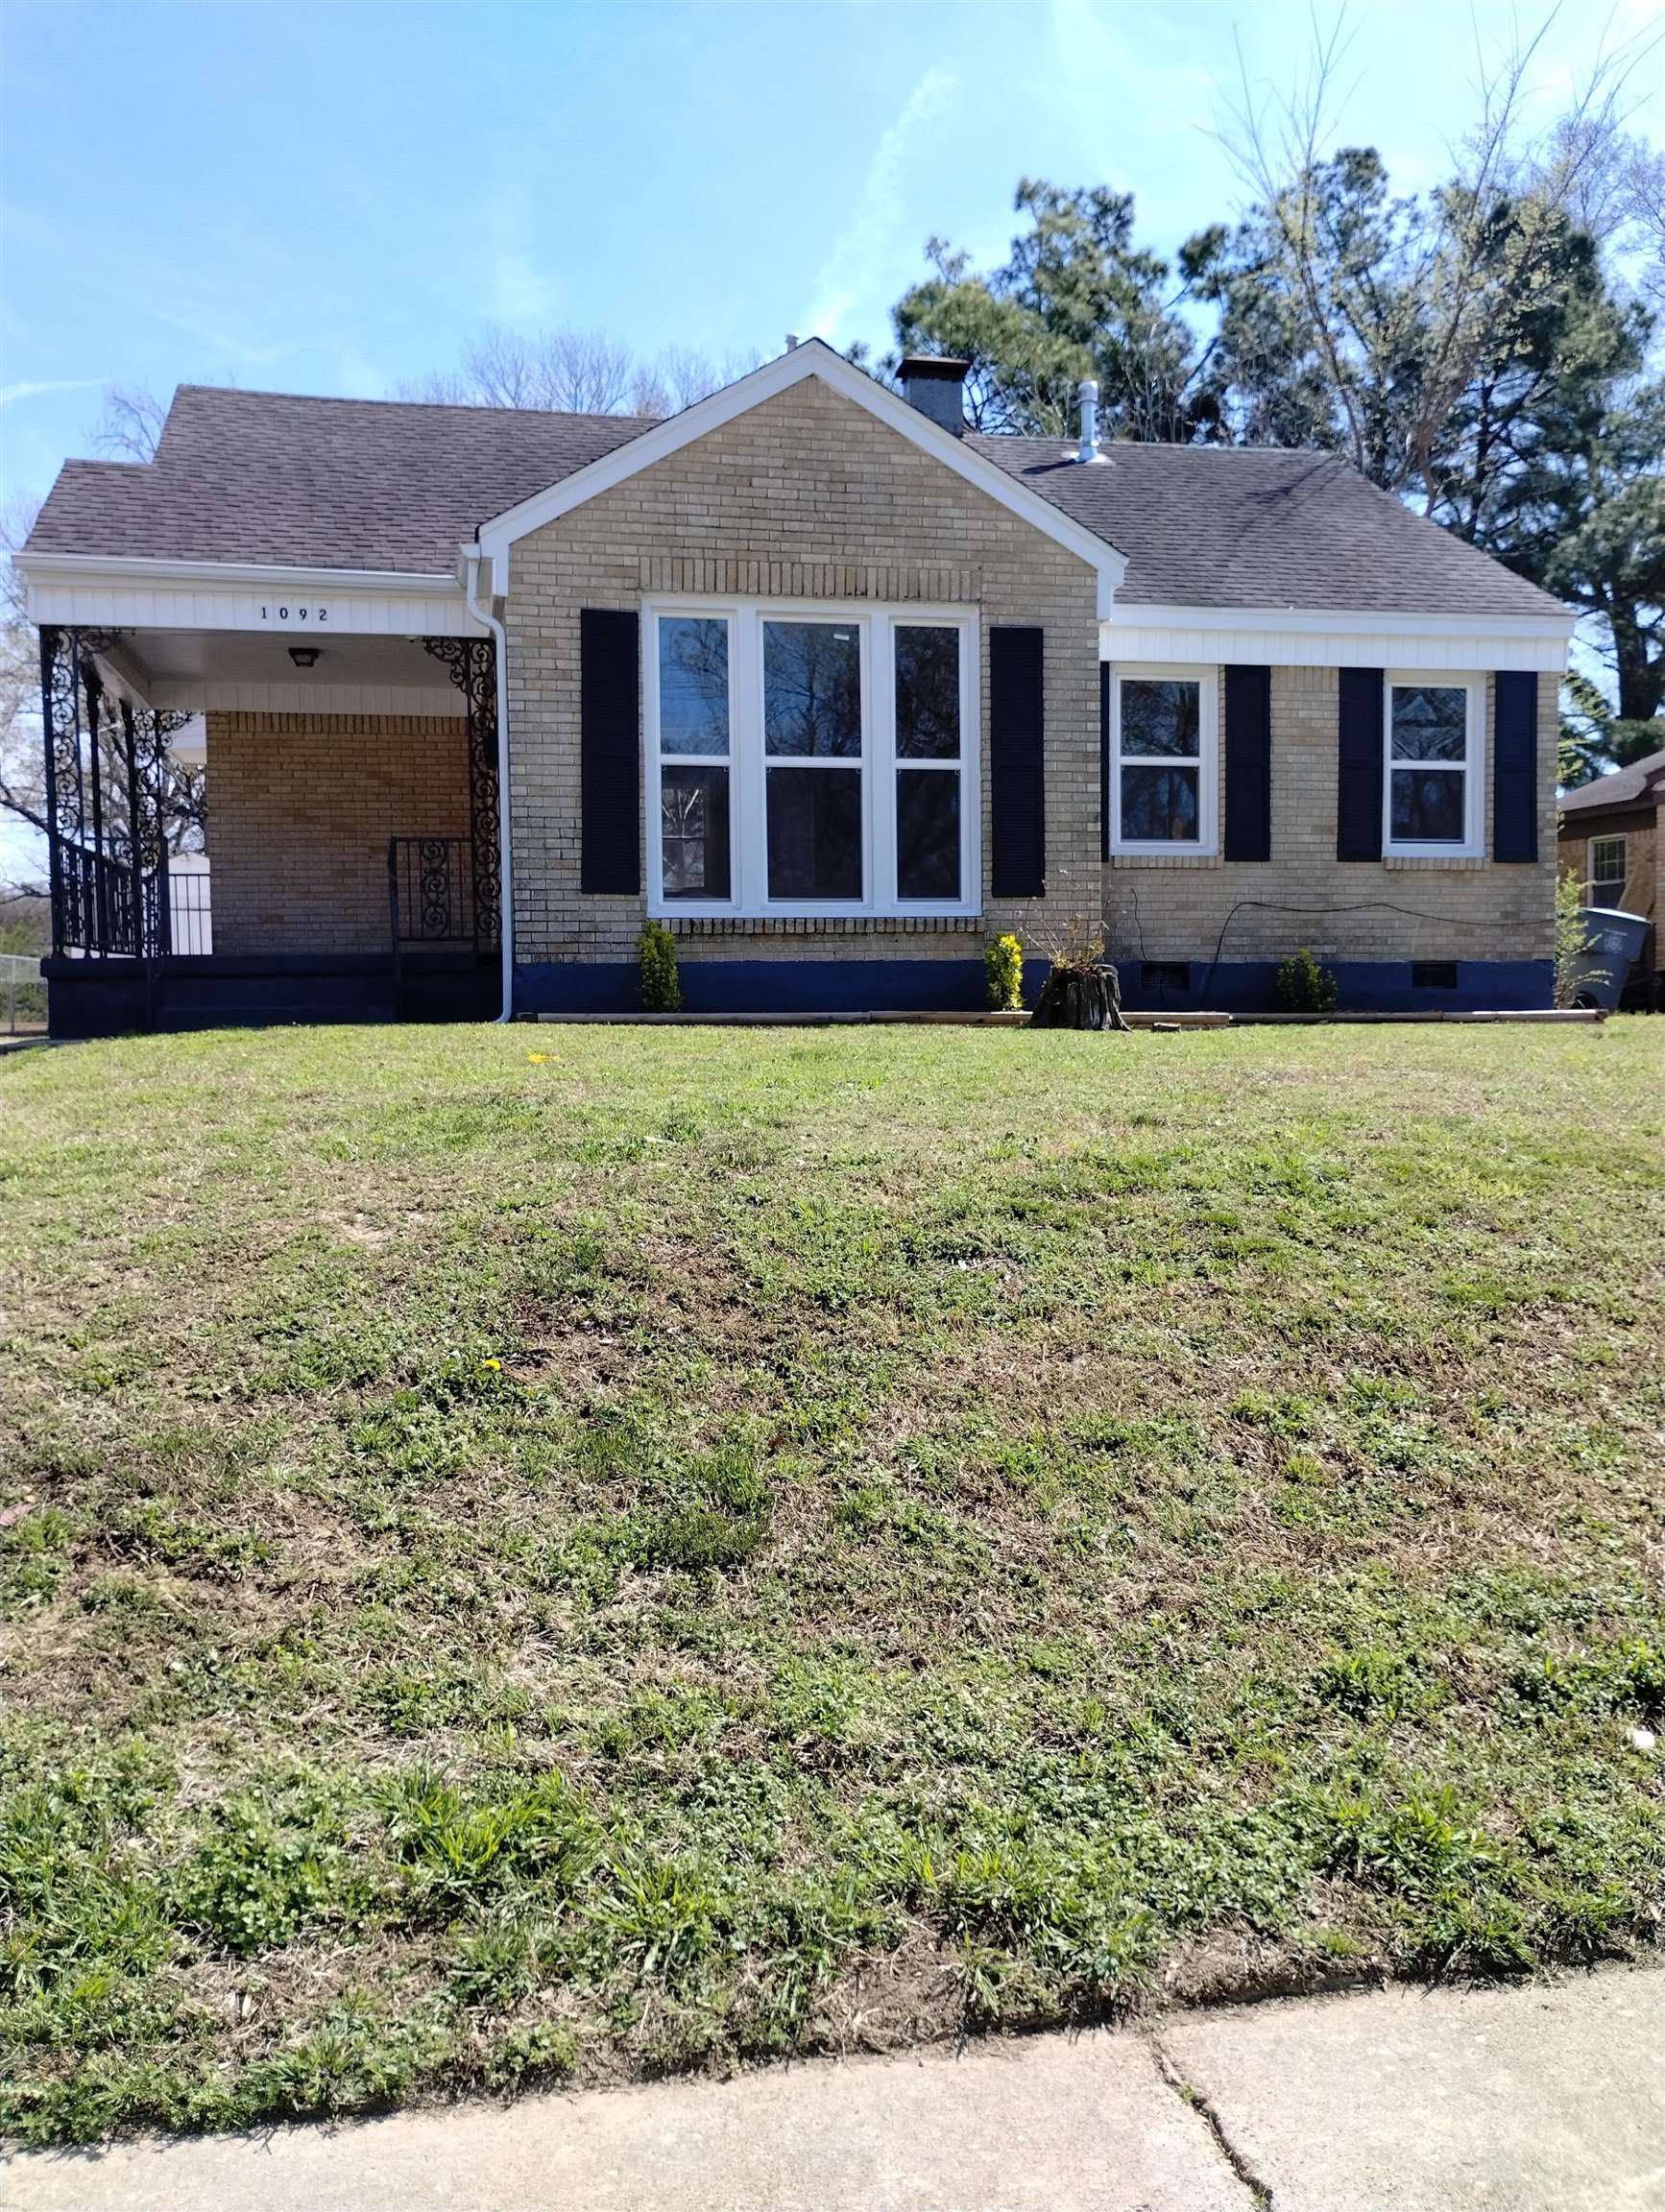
xmin=1567 ymin=907 xmax=1650 ymax=1010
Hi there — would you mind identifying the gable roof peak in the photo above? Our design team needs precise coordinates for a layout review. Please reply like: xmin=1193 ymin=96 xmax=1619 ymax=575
xmin=468 ymin=339 xmax=1129 ymax=614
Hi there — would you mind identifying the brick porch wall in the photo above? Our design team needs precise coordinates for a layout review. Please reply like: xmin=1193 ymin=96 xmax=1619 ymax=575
xmin=505 ymin=376 xmax=1101 ymax=968
xmin=207 ymin=710 xmax=468 ymax=955
xmin=1101 ymin=666 xmax=1561 ymax=971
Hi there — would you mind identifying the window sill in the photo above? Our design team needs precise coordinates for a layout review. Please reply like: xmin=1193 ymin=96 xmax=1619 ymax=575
xmin=1106 ymin=851 xmax=1221 ymax=869
xmin=1382 ymin=853 xmax=1488 ymax=870
xmin=665 ymin=914 xmax=984 ymax=938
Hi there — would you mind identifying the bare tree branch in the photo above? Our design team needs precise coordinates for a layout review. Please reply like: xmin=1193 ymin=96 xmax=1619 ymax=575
xmin=91 ymin=385 xmax=168 ymax=464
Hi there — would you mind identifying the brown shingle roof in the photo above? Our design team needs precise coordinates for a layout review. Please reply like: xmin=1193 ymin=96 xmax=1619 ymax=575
xmin=1556 ymin=748 xmax=1665 ymax=814
xmin=966 ymin=435 xmax=1565 ymax=617
xmin=25 ymin=381 xmax=1568 ymax=620
xmin=27 ymin=387 xmax=654 ymax=573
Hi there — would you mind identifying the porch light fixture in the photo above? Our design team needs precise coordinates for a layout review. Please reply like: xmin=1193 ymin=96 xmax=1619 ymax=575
xmin=288 ymin=645 xmax=321 ymax=668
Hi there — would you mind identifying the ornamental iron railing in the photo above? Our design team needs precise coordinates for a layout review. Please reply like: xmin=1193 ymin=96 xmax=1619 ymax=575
xmin=388 ymin=836 xmax=481 ymax=1016
xmin=37 ymin=626 xmax=189 ymax=960
xmin=420 ymin=637 xmax=501 ymax=952
xmin=57 ymin=840 xmax=140 ymax=955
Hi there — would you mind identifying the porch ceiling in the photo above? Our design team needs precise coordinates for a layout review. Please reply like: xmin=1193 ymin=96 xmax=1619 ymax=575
xmin=102 ymin=629 xmax=466 ymax=718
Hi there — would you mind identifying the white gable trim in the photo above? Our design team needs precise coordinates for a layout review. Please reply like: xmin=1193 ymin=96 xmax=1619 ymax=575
xmin=468 ymin=340 xmax=1128 ymax=619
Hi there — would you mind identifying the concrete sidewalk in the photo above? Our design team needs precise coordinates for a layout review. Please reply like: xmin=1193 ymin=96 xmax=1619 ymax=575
xmin=8 ymin=1962 xmax=1661 ymax=2211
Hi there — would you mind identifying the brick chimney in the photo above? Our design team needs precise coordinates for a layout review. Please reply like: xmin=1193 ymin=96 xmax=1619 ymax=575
xmin=898 ymin=355 xmax=969 ymax=437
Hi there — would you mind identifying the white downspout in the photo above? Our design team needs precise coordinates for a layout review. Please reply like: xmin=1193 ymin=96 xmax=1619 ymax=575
xmin=465 ymin=550 xmax=514 ymax=1023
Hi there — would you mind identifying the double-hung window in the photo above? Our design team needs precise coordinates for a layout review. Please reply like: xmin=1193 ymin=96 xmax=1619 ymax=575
xmin=1384 ymin=676 xmax=1484 ymax=856
xmin=647 ymin=602 xmax=977 ymax=917
xmin=1587 ymin=832 xmax=1628 ymax=909
xmin=893 ymin=623 xmax=965 ymax=899
xmin=656 ymin=615 xmax=733 ymax=901
xmin=1108 ymin=666 xmax=1218 ymax=854
xmin=762 ymin=618 xmax=863 ymax=900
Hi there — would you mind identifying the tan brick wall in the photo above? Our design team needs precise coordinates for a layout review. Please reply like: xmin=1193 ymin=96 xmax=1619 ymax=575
xmin=208 ymin=711 xmax=468 ymax=954
xmin=1102 ymin=665 xmax=1561 ymax=972
xmin=1556 ymin=803 xmax=1660 ymax=974
xmin=504 ymin=377 xmax=1101 ymax=966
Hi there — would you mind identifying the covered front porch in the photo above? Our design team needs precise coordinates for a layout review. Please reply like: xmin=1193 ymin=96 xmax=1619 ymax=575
xmin=34 ymin=613 xmax=504 ymax=1038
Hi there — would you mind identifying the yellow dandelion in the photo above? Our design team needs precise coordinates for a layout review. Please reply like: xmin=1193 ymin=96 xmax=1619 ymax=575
xmin=480 ymin=1357 xmax=502 ymax=1372
xmin=526 ymin=1051 xmax=549 ymax=1065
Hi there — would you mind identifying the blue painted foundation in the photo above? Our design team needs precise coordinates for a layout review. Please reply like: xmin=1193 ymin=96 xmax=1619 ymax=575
xmin=44 ymin=952 xmax=497 ymax=1038
xmin=516 ymin=957 xmax=992 ymax=1016
xmin=44 ymin=950 xmax=1555 ymax=1036
xmin=516 ymin=956 xmax=1555 ymax=1018
xmin=1119 ymin=957 xmax=1554 ymax=1016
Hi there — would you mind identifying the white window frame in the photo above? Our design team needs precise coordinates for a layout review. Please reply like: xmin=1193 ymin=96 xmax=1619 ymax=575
xmin=1383 ymin=672 xmax=1485 ymax=859
xmin=643 ymin=599 xmax=980 ymax=920
xmin=1586 ymin=832 xmax=1629 ymax=909
xmin=1107 ymin=663 xmax=1219 ymax=856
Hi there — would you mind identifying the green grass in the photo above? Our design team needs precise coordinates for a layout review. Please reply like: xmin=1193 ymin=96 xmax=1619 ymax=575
xmin=1 ymin=1019 xmax=1661 ymax=2143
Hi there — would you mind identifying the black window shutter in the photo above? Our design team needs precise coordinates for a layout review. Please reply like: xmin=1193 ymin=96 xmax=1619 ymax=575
xmin=1493 ymin=671 xmax=1538 ymax=862
xmin=580 ymin=609 xmax=640 ymax=895
xmin=990 ymin=627 xmax=1046 ymax=898
xmin=1098 ymin=661 xmax=1110 ymax=863
xmin=1337 ymin=666 xmax=1385 ymax=861
xmin=1223 ymin=664 xmax=1272 ymax=862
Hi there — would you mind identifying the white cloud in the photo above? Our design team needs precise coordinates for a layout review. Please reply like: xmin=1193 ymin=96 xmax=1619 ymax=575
xmin=0 ymin=378 xmax=107 ymax=409
xmin=150 ymin=309 xmax=296 ymax=373
xmin=807 ymin=64 xmax=959 ymax=344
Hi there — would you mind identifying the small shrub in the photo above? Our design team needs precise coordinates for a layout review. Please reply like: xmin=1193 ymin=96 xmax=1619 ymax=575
xmin=1275 ymin=947 xmax=1339 ymax=1014
xmin=1553 ymin=867 xmax=1591 ymax=1006
xmin=638 ymin=921 xmax=682 ymax=1014
xmin=984 ymin=933 xmax=1025 ymax=1011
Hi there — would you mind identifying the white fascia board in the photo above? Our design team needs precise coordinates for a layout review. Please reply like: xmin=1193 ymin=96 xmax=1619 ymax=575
xmin=18 ymin=551 xmax=483 ymax=638
xmin=1101 ymin=601 xmax=1575 ymax=673
xmin=470 ymin=339 xmax=1128 ymax=619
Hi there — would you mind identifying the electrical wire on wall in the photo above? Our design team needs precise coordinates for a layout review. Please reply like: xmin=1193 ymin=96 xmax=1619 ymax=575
xmin=1111 ymin=885 xmax=1535 ymax=1008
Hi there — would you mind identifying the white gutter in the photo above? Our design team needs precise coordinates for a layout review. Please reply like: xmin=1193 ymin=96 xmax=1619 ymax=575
xmin=16 ymin=549 xmax=463 ymax=593
xmin=465 ymin=551 xmax=514 ymax=1024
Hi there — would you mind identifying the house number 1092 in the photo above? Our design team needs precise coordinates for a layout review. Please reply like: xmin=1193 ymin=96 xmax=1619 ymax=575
xmin=256 ymin=602 xmax=330 ymax=626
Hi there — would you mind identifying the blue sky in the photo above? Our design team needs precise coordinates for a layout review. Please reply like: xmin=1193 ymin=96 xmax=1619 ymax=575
xmin=1 ymin=0 xmax=1658 ymax=523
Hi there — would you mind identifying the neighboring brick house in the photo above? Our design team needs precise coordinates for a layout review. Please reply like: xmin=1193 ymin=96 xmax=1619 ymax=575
xmin=18 ymin=341 xmax=1576 ymax=1034
xmin=1556 ymin=748 xmax=1665 ymax=1004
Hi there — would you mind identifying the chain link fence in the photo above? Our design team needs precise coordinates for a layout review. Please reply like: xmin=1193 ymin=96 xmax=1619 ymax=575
xmin=1 ymin=953 xmax=47 ymax=1036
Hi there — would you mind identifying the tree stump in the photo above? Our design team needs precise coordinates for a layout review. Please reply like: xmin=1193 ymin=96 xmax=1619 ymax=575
xmin=1030 ymin=961 xmax=1130 ymax=1031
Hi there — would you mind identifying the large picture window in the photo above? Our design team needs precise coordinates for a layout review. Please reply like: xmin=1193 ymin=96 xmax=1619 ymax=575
xmin=646 ymin=603 xmax=977 ymax=917
xmin=1108 ymin=666 xmax=1218 ymax=854
xmin=1384 ymin=676 xmax=1484 ymax=856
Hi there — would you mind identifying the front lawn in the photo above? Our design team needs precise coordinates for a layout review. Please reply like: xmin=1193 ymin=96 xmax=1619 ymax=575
xmin=1 ymin=1021 xmax=1661 ymax=2143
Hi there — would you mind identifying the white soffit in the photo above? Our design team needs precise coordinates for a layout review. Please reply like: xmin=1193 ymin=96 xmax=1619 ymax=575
xmin=469 ymin=339 xmax=1128 ymax=619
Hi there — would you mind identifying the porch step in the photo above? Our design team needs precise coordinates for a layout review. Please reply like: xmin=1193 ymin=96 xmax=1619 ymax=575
xmin=396 ymin=968 xmax=500 ymax=1022
xmin=157 ymin=971 xmax=396 ymax=1024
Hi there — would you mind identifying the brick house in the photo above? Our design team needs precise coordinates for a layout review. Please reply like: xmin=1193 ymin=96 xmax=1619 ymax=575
xmin=18 ymin=341 xmax=1575 ymax=1034
xmin=1556 ymin=748 xmax=1665 ymax=1003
